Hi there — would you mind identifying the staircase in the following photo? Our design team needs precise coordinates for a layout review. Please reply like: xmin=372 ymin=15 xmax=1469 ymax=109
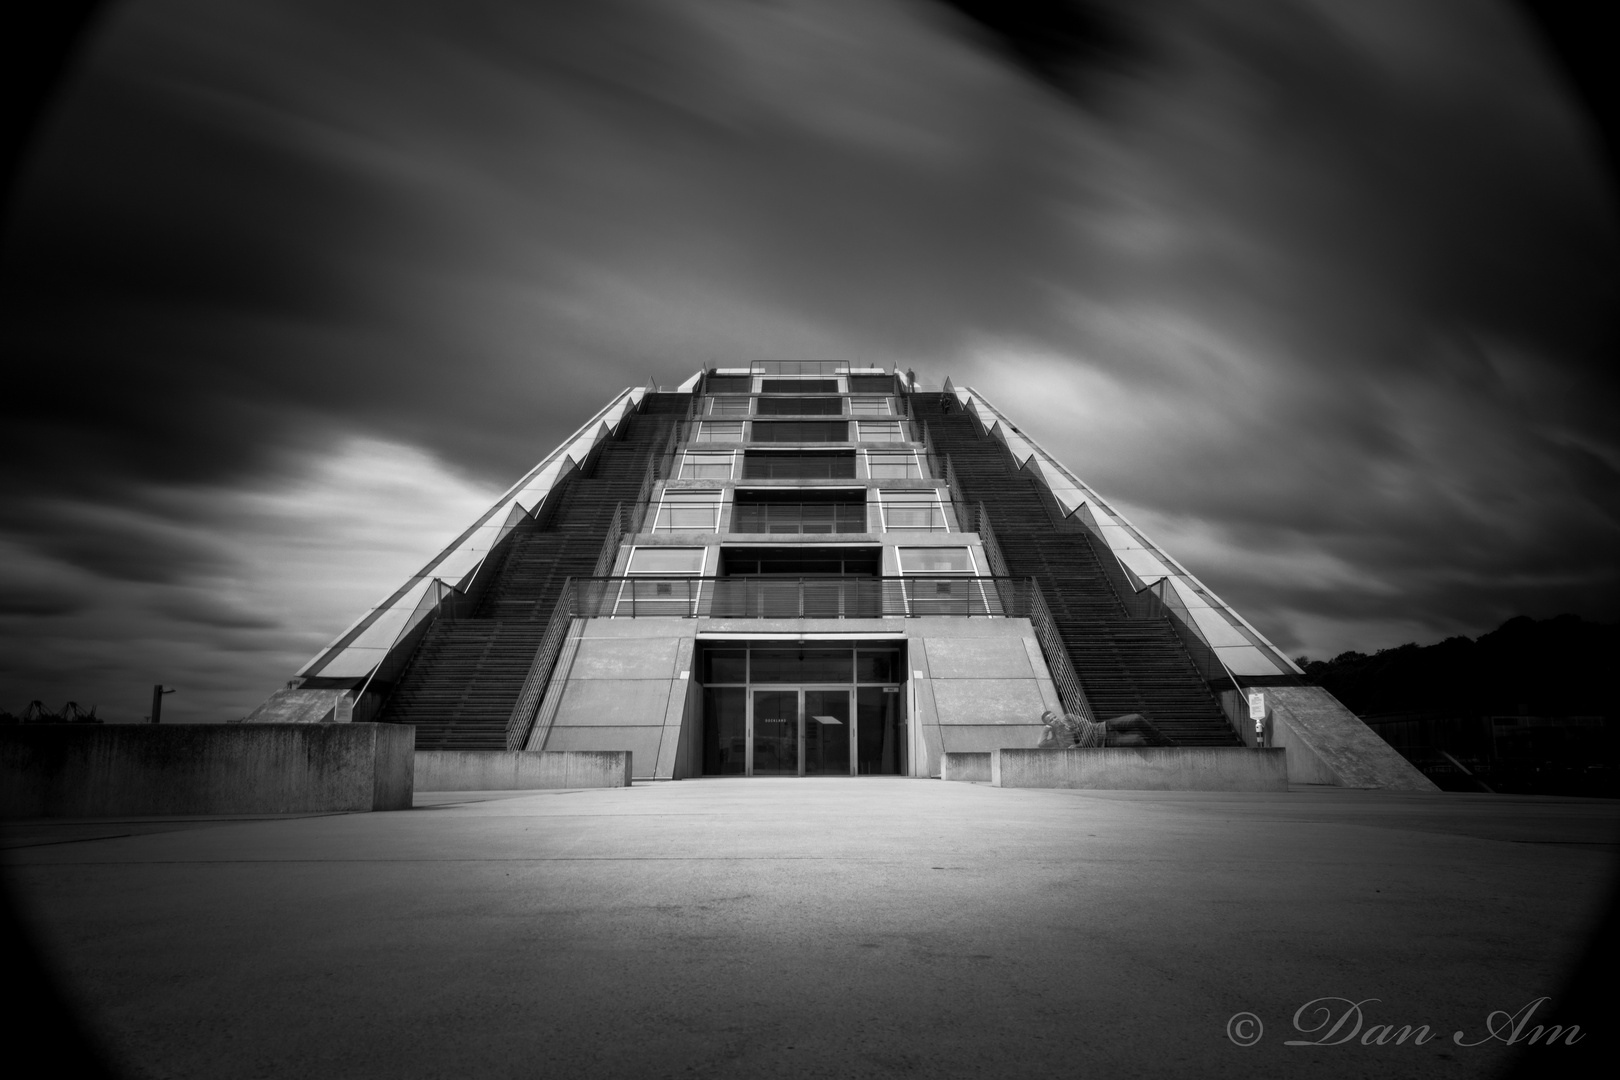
xmin=913 ymin=394 xmax=1237 ymax=746
xmin=376 ymin=394 xmax=689 ymax=749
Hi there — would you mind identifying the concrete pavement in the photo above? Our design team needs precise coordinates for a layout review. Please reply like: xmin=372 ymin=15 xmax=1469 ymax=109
xmin=5 ymin=779 xmax=1617 ymax=1079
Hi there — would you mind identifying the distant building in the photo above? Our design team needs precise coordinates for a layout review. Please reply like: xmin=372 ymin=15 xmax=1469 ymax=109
xmin=251 ymin=364 xmax=1427 ymax=787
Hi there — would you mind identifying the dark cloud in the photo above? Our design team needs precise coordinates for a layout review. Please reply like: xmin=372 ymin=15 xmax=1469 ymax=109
xmin=0 ymin=0 xmax=1614 ymax=719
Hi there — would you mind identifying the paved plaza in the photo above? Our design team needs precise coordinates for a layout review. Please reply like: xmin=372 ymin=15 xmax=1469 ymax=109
xmin=5 ymin=779 xmax=1617 ymax=1078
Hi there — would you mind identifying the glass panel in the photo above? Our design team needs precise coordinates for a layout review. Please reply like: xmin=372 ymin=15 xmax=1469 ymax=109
xmin=804 ymin=689 xmax=851 ymax=776
xmin=867 ymin=452 xmax=922 ymax=479
xmin=655 ymin=494 xmax=721 ymax=532
xmin=696 ymin=422 xmax=744 ymax=442
xmin=751 ymin=649 xmax=853 ymax=683
xmin=701 ymin=649 xmax=747 ymax=684
xmin=856 ymin=649 xmax=900 ymax=683
xmin=706 ymin=397 xmax=752 ymax=416
xmin=750 ymin=421 xmax=849 ymax=443
xmin=848 ymin=397 xmax=891 ymax=415
xmin=752 ymin=690 xmax=799 ymax=775
xmin=628 ymin=547 xmax=706 ymax=573
xmin=898 ymin=547 xmax=971 ymax=574
xmin=857 ymin=421 xmax=905 ymax=442
xmin=847 ymin=375 xmax=895 ymax=393
xmin=761 ymin=379 xmax=838 ymax=393
xmin=881 ymin=491 xmax=946 ymax=531
xmin=856 ymin=687 xmax=906 ymax=775
xmin=612 ymin=577 xmax=700 ymax=616
xmin=742 ymin=452 xmax=857 ymax=479
xmin=730 ymin=502 xmax=866 ymax=534
xmin=755 ymin=397 xmax=843 ymax=415
xmin=703 ymin=687 xmax=747 ymax=775
xmin=904 ymin=578 xmax=980 ymax=616
xmin=680 ymin=453 xmax=734 ymax=479
xmin=704 ymin=375 xmax=751 ymax=393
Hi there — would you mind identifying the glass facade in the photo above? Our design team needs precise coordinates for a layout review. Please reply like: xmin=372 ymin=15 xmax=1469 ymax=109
xmin=697 ymin=643 xmax=907 ymax=777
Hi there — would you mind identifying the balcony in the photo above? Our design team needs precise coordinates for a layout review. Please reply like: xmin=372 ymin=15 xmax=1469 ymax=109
xmin=566 ymin=576 xmax=1031 ymax=618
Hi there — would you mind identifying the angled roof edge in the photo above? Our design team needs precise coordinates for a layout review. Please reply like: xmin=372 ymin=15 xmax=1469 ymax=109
xmin=960 ymin=385 xmax=1302 ymax=678
xmin=297 ymin=385 xmax=647 ymax=679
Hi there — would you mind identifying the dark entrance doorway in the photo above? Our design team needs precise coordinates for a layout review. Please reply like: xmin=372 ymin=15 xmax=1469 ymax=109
xmin=699 ymin=643 xmax=907 ymax=777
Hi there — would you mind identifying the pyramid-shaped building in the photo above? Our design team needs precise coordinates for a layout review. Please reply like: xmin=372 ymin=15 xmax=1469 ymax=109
xmin=251 ymin=364 xmax=1428 ymax=788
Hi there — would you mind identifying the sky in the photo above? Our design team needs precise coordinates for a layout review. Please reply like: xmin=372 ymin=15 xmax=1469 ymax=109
xmin=1 ymin=0 xmax=1614 ymax=723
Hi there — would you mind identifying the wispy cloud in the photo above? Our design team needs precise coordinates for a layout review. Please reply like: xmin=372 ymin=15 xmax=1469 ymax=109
xmin=1 ymin=0 xmax=1613 ymax=716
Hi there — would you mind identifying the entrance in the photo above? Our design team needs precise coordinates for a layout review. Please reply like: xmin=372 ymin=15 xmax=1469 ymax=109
xmin=698 ymin=643 xmax=908 ymax=777
xmin=751 ymin=687 xmax=852 ymax=776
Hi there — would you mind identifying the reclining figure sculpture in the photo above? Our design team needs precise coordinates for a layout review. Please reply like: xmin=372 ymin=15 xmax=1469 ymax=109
xmin=1038 ymin=709 xmax=1171 ymax=749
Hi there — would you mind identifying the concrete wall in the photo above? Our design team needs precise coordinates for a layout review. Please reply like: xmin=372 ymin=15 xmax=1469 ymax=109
xmin=907 ymin=619 xmax=1059 ymax=776
xmin=991 ymin=747 xmax=1288 ymax=791
xmin=1224 ymin=686 xmax=1438 ymax=791
xmin=531 ymin=620 xmax=694 ymax=780
xmin=941 ymin=752 xmax=992 ymax=782
xmin=416 ymin=750 xmax=631 ymax=790
xmin=0 ymin=724 xmax=414 ymax=818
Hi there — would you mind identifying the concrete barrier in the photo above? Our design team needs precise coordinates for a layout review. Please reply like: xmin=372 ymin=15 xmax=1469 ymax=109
xmin=415 ymin=750 xmax=632 ymax=791
xmin=0 ymin=724 xmax=414 ymax=818
xmin=991 ymin=747 xmax=1288 ymax=791
xmin=941 ymin=752 xmax=992 ymax=782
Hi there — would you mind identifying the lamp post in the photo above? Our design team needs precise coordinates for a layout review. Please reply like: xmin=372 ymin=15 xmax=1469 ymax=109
xmin=151 ymin=684 xmax=175 ymax=724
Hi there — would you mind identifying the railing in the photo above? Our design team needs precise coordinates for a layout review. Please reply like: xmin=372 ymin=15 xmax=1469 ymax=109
xmin=350 ymin=577 xmax=465 ymax=724
xmin=593 ymin=503 xmax=625 ymax=577
xmin=680 ymin=420 xmax=918 ymax=445
xmin=730 ymin=503 xmax=870 ymax=534
xmin=1027 ymin=578 xmax=1097 ymax=723
xmin=622 ymin=498 xmax=962 ymax=534
xmin=974 ymin=503 xmax=1011 ymax=578
xmin=552 ymin=576 xmax=1035 ymax=619
xmin=505 ymin=578 xmax=579 ymax=751
xmin=918 ymin=420 xmax=944 ymax=481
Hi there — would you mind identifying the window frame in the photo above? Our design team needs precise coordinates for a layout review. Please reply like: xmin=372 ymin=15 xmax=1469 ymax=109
xmin=864 ymin=449 xmax=924 ymax=479
xmin=679 ymin=450 xmax=737 ymax=480
xmin=876 ymin=489 xmax=949 ymax=532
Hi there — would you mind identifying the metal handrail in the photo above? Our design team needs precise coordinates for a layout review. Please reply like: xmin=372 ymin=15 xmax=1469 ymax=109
xmin=682 ymin=419 xmax=917 ymax=445
xmin=551 ymin=575 xmax=1033 ymax=619
xmin=617 ymin=497 xmax=965 ymax=535
xmin=505 ymin=578 xmax=579 ymax=751
xmin=1027 ymin=578 xmax=1097 ymax=722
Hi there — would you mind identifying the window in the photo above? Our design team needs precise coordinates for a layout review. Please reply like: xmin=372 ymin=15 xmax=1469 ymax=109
xmin=654 ymin=492 xmax=723 ymax=532
xmin=896 ymin=547 xmax=988 ymax=615
xmin=703 ymin=375 xmax=751 ymax=393
xmin=731 ymin=490 xmax=868 ymax=535
xmin=848 ymin=396 xmax=891 ymax=416
xmin=866 ymin=451 xmax=923 ymax=479
xmin=897 ymin=547 xmax=974 ymax=574
xmin=680 ymin=452 xmax=735 ymax=479
xmin=761 ymin=378 xmax=838 ymax=393
xmin=755 ymin=396 xmax=844 ymax=415
xmin=695 ymin=421 xmax=744 ymax=443
xmin=742 ymin=451 xmax=856 ymax=479
xmin=856 ymin=421 xmax=905 ymax=443
xmin=627 ymin=547 xmax=706 ymax=574
xmin=706 ymin=397 xmax=752 ymax=416
xmin=618 ymin=547 xmax=706 ymax=616
xmin=750 ymin=421 xmax=848 ymax=443
xmin=879 ymin=490 xmax=948 ymax=531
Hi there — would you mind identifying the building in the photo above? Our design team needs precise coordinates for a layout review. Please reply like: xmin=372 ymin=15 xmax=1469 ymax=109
xmin=249 ymin=364 xmax=1428 ymax=788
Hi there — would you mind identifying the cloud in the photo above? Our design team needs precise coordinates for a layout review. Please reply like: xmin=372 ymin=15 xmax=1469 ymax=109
xmin=0 ymin=0 xmax=1613 ymax=714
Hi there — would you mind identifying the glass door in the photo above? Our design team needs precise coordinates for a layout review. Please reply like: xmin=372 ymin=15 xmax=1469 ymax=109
xmin=750 ymin=689 xmax=799 ymax=775
xmin=748 ymin=688 xmax=853 ymax=775
xmin=802 ymin=688 xmax=852 ymax=776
